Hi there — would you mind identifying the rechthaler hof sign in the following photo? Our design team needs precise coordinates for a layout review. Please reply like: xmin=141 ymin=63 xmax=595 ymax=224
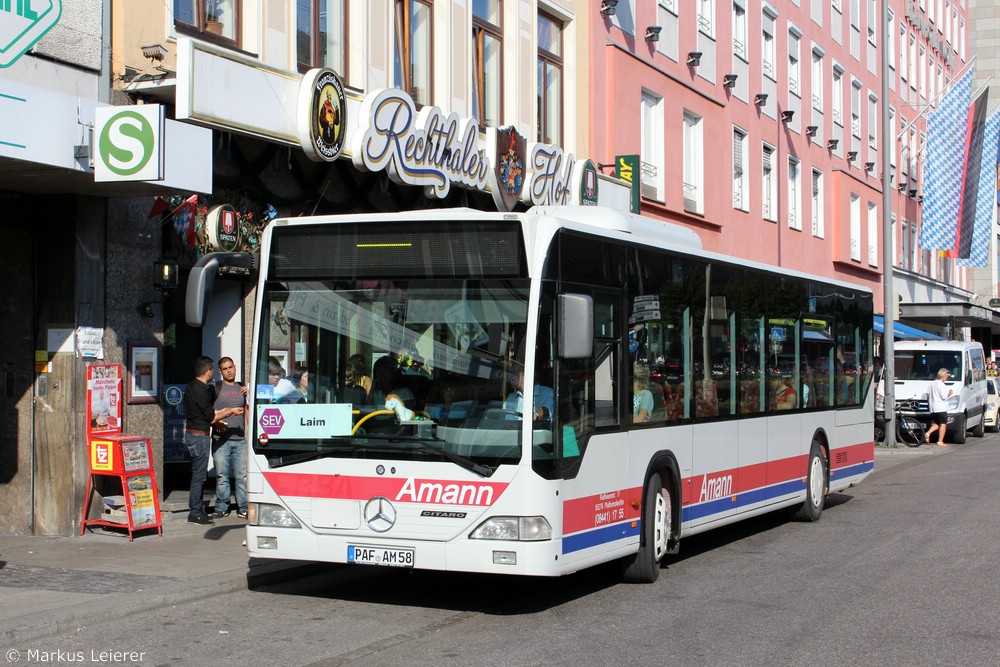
xmin=0 ymin=0 xmax=61 ymax=68
xmin=351 ymin=87 xmax=576 ymax=210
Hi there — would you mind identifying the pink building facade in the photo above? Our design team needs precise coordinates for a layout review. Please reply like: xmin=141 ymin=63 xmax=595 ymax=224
xmin=587 ymin=0 xmax=971 ymax=320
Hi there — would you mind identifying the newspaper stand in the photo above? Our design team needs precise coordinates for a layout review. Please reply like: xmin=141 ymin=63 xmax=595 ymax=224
xmin=81 ymin=435 xmax=163 ymax=540
xmin=80 ymin=363 xmax=162 ymax=540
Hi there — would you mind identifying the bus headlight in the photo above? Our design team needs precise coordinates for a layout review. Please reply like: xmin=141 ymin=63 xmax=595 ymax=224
xmin=469 ymin=516 xmax=552 ymax=541
xmin=249 ymin=502 xmax=301 ymax=528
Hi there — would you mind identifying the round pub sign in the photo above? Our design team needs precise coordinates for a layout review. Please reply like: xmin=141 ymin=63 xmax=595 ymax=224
xmin=298 ymin=68 xmax=346 ymax=162
xmin=205 ymin=205 xmax=240 ymax=252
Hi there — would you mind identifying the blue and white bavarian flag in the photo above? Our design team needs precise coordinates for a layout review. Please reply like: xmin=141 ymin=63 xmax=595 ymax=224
xmin=920 ymin=68 xmax=974 ymax=250
xmin=957 ymin=108 xmax=1000 ymax=267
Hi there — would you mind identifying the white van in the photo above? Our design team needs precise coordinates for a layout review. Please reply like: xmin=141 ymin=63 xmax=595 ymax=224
xmin=891 ymin=340 xmax=988 ymax=444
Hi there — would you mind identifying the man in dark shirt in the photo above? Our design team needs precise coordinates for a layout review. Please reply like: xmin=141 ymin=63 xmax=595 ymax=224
xmin=184 ymin=356 xmax=216 ymax=524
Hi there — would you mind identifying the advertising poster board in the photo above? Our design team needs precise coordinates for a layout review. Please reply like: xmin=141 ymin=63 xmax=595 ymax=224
xmin=87 ymin=364 xmax=123 ymax=436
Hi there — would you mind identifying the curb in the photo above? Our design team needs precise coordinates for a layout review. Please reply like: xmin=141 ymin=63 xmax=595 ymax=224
xmin=0 ymin=559 xmax=323 ymax=647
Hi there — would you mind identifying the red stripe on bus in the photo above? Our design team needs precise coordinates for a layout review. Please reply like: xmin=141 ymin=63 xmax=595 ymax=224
xmin=262 ymin=472 xmax=509 ymax=506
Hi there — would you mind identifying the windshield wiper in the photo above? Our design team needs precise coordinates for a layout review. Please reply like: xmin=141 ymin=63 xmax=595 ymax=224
xmin=267 ymin=445 xmax=356 ymax=468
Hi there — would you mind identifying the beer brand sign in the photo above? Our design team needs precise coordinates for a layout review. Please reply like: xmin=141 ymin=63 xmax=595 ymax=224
xmin=352 ymin=88 xmax=490 ymax=198
xmin=298 ymin=68 xmax=346 ymax=162
xmin=487 ymin=126 xmax=526 ymax=211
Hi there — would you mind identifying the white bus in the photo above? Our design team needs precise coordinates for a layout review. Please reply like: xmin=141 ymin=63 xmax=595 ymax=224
xmin=188 ymin=206 xmax=875 ymax=583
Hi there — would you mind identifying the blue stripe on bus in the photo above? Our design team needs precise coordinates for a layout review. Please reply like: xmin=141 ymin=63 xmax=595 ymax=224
xmin=562 ymin=461 xmax=874 ymax=554
xmin=681 ymin=461 xmax=875 ymax=522
xmin=562 ymin=520 xmax=641 ymax=554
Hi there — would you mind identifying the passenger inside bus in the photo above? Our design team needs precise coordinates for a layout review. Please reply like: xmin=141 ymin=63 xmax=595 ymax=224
xmin=268 ymin=357 xmax=303 ymax=403
xmin=632 ymin=362 xmax=653 ymax=423
xmin=770 ymin=376 xmax=797 ymax=410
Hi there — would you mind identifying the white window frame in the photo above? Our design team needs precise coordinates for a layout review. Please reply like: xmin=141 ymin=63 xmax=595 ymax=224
xmin=762 ymin=18 xmax=775 ymax=80
xmin=763 ymin=142 xmax=777 ymax=222
xmin=900 ymin=219 xmax=909 ymax=269
xmin=641 ymin=90 xmax=665 ymax=202
xmin=832 ymin=67 xmax=843 ymax=126
xmin=900 ymin=26 xmax=908 ymax=81
xmin=867 ymin=202 xmax=878 ymax=267
xmin=850 ymin=194 xmax=861 ymax=261
xmin=789 ymin=33 xmax=801 ymax=97
xmin=698 ymin=0 xmax=715 ymax=38
xmin=888 ymin=10 xmax=895 ymax=69
xmin=811 ymin=169 xmax=824 ymax=238
xmin=868 ymin=93 xmax=878 ymax=151
xmin=733 ymin=3 xmax=747 ymax=61
xmin=811 ymin=49 xmax=824 ymax=111
xmin=683 ymin=111 xmax=704 ymax=215
xmin=733 ymin=126 xmax=749 ymax=211
xmin=851 ymin=80 xmax=862 ymax=139
xmin=788 ymin=157 xmax=802 ymax=231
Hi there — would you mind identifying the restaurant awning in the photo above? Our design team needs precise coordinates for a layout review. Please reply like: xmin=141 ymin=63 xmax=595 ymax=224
xmin=874 ymin=315 xmax=944 ymax=340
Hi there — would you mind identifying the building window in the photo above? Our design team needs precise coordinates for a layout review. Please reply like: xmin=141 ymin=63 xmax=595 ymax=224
xmin=394 ymin=0 xmax=433 ymax=107
xmin=867 ymin=0 xmax=877 ymax=45
xmin=811 ymin=49 xmax=823 ymax=110
xmin=887 ymin=9 xmax=895 ymax=68
xmin=900 ymin=26 xmax=908 ymax=81
xmin=832 ymin=68 xmax=843 ymax=125
xmin=762 ymin=143 xmax=776 ymax=221
xmin=788 ymin=33 xmax=800 ymax=96
xmin=641 ymin=91 xmax=665 ymax=201
xmin=868 ymin=93 xmax=878 ymax=152
xmin=698 ymin=0 xmax=715 ymax=38
xmin=918 ymin=44 xmax=926 ymax=99
xmin=733 ymin=3 xmax=747 ymax=60
xmin=850 ymin=194 xmax=861 ymax=261
xmin=174 ymin=0 xmax=239 ymax=42
xmin=762 ymin=18 xmax=775 ymax=80
xmin=733 ymin=127 xmax=748 ymax=211
xmin=900 ymin=219 xmax=908 ymax=269
xmin=868 ymin=202 xmax=878 ymax=267
xmin=788 ymin=157 xmax=801 ymax=231
xmin=851 ymin=81 xmax=861 ymax=139
xmin=537 ymin=11 xmax=563 ymax=144
xmin=908 ymin=34 xmax=916 ymax=89
xmin=811 ymin=169 xmax=824 ymax=237
xmin=472 ymin=0 xmax=502 ymax=128
xmin=683 ymin=111 xmax=704 ymax=215
xmin=296 ymin=0 xmax=346 ymax=75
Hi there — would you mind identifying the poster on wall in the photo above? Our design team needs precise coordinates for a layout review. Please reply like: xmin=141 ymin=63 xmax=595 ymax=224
xmin=87 ymin=364 xmax=123 ymax=436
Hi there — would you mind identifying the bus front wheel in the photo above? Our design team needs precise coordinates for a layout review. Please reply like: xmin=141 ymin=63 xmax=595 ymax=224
xmin=793 ymin=442 xmax=827 ymax=522
xmin=622 ymin=473 xmax=670 ymax=584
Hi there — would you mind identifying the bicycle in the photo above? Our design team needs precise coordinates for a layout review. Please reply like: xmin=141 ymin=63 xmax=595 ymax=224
xmin=874 ymin=413 xmax=926 ymax=447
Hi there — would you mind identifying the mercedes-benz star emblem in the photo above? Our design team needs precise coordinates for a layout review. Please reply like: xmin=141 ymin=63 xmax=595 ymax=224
xmin=363 ymin=496 xmax=397 ymax=533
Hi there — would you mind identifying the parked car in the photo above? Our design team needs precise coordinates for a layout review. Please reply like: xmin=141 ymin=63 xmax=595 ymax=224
xmin=985 ymin=377 xmax=1000 ymax=433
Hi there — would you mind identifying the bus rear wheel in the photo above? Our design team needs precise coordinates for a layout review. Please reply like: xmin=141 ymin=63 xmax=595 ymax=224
xmin=793 ymin=442 xmax=827 ymax=522
xmin=622 ymin=473 xmax=670 ymax=583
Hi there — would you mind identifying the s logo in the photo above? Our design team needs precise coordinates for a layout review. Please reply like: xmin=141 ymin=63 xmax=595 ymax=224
xmin=98 ymin=110 xmax=155 ymax=176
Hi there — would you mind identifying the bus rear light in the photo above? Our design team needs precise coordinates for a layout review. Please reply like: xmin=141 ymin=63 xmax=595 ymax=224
xmin=470 ymin=516 xmax=552 ymax=541
xmin=251 ymin=502 xmax=302 ymax=528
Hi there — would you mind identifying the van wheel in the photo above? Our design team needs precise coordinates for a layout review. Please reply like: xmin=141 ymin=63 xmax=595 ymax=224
xmin=972 ymin=415 xmax=985 ymax=438
xmin=792 ymin=442 xmax=827 ymax=522
xmin=951 ymin=415 xmax=967 ymax=444
xmin=622 ymin=473 xmax=669 ymax=583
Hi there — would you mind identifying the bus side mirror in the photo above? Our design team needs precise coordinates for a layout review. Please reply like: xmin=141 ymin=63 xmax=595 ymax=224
xmin=185 ymin=252 xmax=257 ymax=327
xmin=558 ymin=293 xmax=593 ymax=359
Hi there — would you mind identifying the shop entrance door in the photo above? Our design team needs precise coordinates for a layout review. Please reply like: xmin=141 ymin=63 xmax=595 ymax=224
xmin=0 ymin=230 xmax=35 ymax=533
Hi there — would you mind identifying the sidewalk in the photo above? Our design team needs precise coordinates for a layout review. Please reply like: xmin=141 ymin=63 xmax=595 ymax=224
xmin=0 ymin=501 xmax=322 ymax=647
xmin=0 ymin=444 xmax=947 ymax=647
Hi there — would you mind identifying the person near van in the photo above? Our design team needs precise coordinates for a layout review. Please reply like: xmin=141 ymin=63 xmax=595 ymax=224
xmin=924 ymin=368 xmax=954 ymax=446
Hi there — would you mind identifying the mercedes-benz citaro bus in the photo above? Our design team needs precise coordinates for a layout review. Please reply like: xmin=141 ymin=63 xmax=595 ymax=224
xmin=186 ymin=206 xmax=875 ymax=583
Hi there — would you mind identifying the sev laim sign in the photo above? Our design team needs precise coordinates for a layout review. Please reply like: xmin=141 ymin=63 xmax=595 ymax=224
xmin=0 ymin=0 xmax=61 ymax=68
xmin=350 ymin=87 xmax=575 ymax=208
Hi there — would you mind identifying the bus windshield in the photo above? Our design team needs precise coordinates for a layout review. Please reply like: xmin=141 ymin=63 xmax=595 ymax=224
xmin=253 ymin=277 xmax=541 ymax=472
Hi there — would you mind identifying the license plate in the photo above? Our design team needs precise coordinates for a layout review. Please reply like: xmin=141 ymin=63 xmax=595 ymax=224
xmin=347 ymin=545 xmax=414 ymax=567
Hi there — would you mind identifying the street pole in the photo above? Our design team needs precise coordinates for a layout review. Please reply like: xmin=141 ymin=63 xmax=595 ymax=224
xmin=881 ymin=0 xmax=896 ymax=446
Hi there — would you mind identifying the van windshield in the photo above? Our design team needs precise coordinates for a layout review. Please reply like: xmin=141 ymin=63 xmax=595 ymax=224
xmin=894 ymin=351 xmax=962 ymax=381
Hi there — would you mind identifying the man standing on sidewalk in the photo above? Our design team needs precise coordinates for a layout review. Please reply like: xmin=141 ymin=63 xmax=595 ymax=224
xmin=184 ymin=356 xmax=217 ymax=525
xmin=211 ymin=356 xmax=248 ymax=519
